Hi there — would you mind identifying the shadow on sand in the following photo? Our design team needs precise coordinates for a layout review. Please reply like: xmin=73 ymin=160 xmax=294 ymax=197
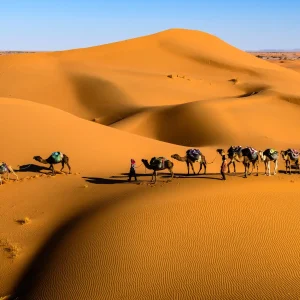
xmin=83 ymin=172 xmax=250 ymax=185
xmin=16 ymin=164 xmax=50 ymax=173
xmin=278 ymin=170 xmax=300 ymax=175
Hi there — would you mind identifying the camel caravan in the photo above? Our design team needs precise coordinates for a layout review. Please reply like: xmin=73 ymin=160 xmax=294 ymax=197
xmin=1 ymin=147 xmax=300 ymax=185
xmin=141 ymin=146 xmax=300 ymax=183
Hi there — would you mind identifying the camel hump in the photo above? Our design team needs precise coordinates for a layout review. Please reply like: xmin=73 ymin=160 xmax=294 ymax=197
xmin=150 ymin=157 xmax=167 ymax=169
xmin=186 ymin=149 xmax=201 ymax=161
xmin=51 ymin=152 xmax=64 ymax=162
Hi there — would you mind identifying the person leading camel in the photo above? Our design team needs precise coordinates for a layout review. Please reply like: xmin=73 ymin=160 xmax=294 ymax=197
xmin=128 ymin=159 xmax=137 ymax=182
xmin=33 ymin=151 xmax=71 ymax=175
xmin=141 ymin=157 xmax=174 ymax=183
xmin=0 ymin=162 xmax=19 ymax=185
xmin=220 ymin=155 xmax=227 ymax=180
xmin=216 ymin=146 xmax=243 ymax=174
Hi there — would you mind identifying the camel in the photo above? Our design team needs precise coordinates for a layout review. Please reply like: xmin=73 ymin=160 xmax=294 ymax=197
xmin=216 ymin=146 xmax=243 ymax=174
xmin=0 ymin=162 xmax=19 ymax=185
xmin=232 ymin=147 xmax=259 ymax=178
xmin=258 ymin=149 xmax=278 ymax=176
xmin=280 ymin=149 xmax=300 ymax=174
xmin=141 ymin=157 xmax=174 ymax=183
xmin=171 ymin=150 xmax=206 ymax=175
xmin=33 ymin=152 xmax=71 ymax=175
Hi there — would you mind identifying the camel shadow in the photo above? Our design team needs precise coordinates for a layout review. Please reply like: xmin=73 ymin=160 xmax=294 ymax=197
xmin=16 ymin=164 xmax=50 ymax=173
xmin=278 ymin=170 xmax=300 ymax=175
xmin=83 ymin=176 xmax=144 ymax=185
xmin=161 ymin=172 xmax=246 ymax=180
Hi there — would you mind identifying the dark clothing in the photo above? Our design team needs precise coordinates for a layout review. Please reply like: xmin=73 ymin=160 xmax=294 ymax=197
xmin=221 ymin=170 xmax=226 ymax=180
xmin=128 ymin=166 xmax=137 ymax=182
xmin=221 ymin=159 xmax=227 ymax=180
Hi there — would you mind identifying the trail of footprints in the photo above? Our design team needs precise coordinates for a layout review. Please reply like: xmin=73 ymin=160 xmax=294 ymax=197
xmin=1 ymin=172 xmax=80 ymax=185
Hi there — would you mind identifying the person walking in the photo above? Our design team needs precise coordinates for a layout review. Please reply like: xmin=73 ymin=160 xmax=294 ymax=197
xmin=221 ymin=155 xmax=227 ymax=180
xmin=128 ymin=158 xmax=137 ymax=182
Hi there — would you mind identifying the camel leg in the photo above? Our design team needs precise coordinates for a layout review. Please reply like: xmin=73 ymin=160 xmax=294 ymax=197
xmin=264 ymin=162 xmax=267 ymax=175
xmin=64 ymin=157 xmax=71 ymax=174
xmin=50 ymin=164 xmax=55 ymax=175
xmin=198 ymin=162 xmax=202 ymax=174
xmin=168 ymin=168 xmax=174 ymax=181
xmin=66 ymin=162 xmax=71 ymax=174
xmin=8 ymin=166 xmax=19 ymax=181
xmin=0 ymin=175 xmax=2 ymax=185
xmin=154 ymin=171 xmax=157 ymax=183
xmin=274 ymin=160 xmax=278 ymax=175
xmin=244 ymin=163 xmax=247 ymax=178
xmin=227 ymin=160 xmax=232 ymax=174
xmin=268 ymin=161 xmax=271 ymax=176
xmin=190 ymin=162 xmax=196 ymax=175
xmin=202 ymin=162 xmax=206 ymax=175
xmin=60 ymin=161 xmax=65 ymax=172
xmin=186 ymin=162 xmax=190 ymax=175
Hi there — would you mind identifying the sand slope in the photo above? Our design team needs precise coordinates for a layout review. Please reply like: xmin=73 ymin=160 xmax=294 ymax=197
xmin=1 ymin=29 xmax=300 ymax=144
xmin=10 ymin=179 xmax=300 ymax=299
xmin=1 ymin=29 xmax=300 ymax=299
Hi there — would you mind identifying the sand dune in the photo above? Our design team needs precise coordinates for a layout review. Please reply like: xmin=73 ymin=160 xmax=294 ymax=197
xmin=10 ymin=179 xmax=300 ymax=299
xmin=1 ymin=29 xmax=300 ymax=138
xmin=1 ymin=28 xmax=300 ymax=299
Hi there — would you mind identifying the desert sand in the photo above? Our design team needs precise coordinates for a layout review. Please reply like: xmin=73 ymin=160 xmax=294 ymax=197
xmin=1 ymin=29 xmax=300 ymax=299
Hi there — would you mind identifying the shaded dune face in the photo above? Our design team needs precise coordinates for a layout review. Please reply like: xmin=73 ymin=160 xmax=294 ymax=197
xmin=1 ymin=29 xmax=300 ymax=147
xmin=11 ymin=184 xmax=300 ymax=299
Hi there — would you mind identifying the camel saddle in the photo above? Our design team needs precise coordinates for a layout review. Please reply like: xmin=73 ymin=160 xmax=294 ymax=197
xmin=246 ymin=147 xmax=258 ymax=159
xmin=264 ymin=149 xmax=278 ymax=160
xmin=288 ymin=149 xmax=299 ymax=159
xmin=150 ymin=157 xmax=166 ymax=169
xmin=186 ymin=149 xmax=201 ymax=162
xmin=0 ymin=162 xmax=9 ymax=173
xmin=228 ymin=146 xmax=242 ymax=156
xmin=51 ymin=152 xmax=64 ymax=163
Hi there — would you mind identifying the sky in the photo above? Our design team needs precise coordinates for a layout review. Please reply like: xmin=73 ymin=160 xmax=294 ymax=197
xmin=1 ymin=0 xmax=299 ymax=51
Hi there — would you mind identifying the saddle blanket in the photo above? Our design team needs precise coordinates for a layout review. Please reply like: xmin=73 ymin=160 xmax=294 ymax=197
xmin=288 ymin=149 xmax=299 ymax=159
xmin=247 ymin=147 xmax=257 ymax=155
xmin=150 ymin=157 xmax=166 ymax=169
xmin=0 ymin=162 xmax=9 ymax=173
xmin=265 ymin=149 xmax=278 ymax=160
xmin=290 ymin=149 xmax=299 ymax=155
xmin=186 ymin=149 xmax=201 ymax=161
xmin=51 ymin=152 xmax=64 ymax=163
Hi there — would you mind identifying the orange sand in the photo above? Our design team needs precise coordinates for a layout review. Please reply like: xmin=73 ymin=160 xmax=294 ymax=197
xmin=1 ymin=29 xmax=300 ymax=299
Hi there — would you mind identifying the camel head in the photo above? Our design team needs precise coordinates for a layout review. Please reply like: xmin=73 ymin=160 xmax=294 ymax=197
xmin=216 ymin=149 xmax=225 ymax=156
xmin=33 ymin=156 xmax=43 ymax=163
xmin=280 ymin=150 xmax=287 ymax=160
xmin=171 ymin=154 xmax=180 ymax=160
xmin=141 ymin=159 xmax=148 ymax=165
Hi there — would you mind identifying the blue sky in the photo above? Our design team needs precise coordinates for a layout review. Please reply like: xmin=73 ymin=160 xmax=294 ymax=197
xmin=1 ymin=0 xmax=299 ymax=51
